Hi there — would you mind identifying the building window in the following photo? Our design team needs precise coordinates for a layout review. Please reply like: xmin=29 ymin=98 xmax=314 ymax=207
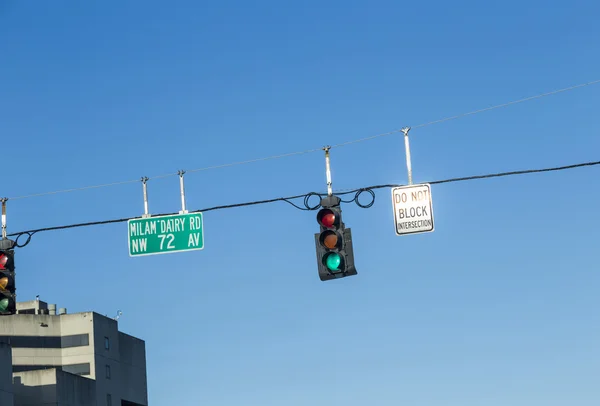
xmin=0 ymin=334 xmax=89 ymax=349
xmin=104 ymin=336 xmax=110 ymax=350
xmin=105 ymin=365 xmax=111 ymax=379
xmin=62 ymin=334 xmax=90 ymax=348
xmin=106 ymin=393 xmax=112 ymax=406
xmin=62 ymin=363 xmax=91 ymax=376
xmin=13 ymin=363 xmax=90 ymax=375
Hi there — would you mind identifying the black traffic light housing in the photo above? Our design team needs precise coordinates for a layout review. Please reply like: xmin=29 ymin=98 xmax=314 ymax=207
xmin=0 ymin=244 xmax=16 ymax=316
xmin=314 ymin=195 xmax=357 ymax=281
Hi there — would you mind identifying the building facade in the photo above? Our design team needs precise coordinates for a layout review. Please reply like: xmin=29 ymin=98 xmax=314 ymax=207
xmin=0 ymin=340 xmax=14 ymax=405
xmin=0 ymin=299 xmax=148 ymax=406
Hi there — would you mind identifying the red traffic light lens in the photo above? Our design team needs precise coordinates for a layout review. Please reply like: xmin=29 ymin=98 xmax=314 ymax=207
xmin=317 ymin=209 xmax=336 ymax=228
xmin=0 ymin=254 xmax=6 ymax=270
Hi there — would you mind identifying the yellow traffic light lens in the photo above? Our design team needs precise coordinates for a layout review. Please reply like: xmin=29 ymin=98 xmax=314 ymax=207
xmin=320 ymin=230 xmax=339 ymax=249
xmin=0 ymin=277 xmax=7 ymax=290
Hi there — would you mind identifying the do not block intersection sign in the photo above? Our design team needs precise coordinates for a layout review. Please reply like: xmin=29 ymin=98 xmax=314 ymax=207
xmin=391 ymin=184 xmax=434 ymax=236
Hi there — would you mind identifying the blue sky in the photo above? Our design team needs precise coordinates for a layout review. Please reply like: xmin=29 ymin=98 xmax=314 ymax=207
xmin=2 ymin=1 xmax=600 ymax=405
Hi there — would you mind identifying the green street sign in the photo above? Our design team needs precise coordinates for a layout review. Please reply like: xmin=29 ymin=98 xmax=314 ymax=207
xmin=128 ymin=213 xmax=204 ymax=257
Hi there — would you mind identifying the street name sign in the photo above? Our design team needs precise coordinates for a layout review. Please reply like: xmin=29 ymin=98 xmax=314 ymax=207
xmin=391 ymin=183 xmax=434 ymax=236
xmin=128 ymin=212 xmax=204 ymax=257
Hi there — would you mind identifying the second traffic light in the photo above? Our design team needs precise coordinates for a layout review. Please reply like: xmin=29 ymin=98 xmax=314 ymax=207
xmin=0 ymin=248 xmax=16 ymax=315
xmin=314 ymin=195 xmax=357 ymax=281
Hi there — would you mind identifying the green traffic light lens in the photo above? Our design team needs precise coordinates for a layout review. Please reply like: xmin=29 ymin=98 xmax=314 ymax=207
xmin=0 ymin=298 xmax=9 ymax=312
xmin=325 ymin=253 xmax=342 ymax=272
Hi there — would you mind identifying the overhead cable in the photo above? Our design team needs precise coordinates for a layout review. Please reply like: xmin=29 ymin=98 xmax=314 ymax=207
xmin=7 ymin=79 xmax=600 ymax=201
xmin=7 ymin=158 xmax=600 ymax=248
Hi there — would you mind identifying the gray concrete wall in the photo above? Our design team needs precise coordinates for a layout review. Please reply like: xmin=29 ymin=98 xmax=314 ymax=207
xmin=92 ymin=314 xmax=148 ymax=406
xmin=118 ymin=332 xmax=148 ymax=405
xmin=13 ymin=369 xmax=95 ymax=406
xmin=60 ymin=312 xmax=96 ymax=380
xmin=1 ymin=312 xmax=96 ymax=379
xmin=13 ymin=369 xmax=59 ymax=405
xmin=55 ymin=369 xmax=96 ymax=406
xmin=92 ymin=314 xmax=120 ymax=406
xmin=0 ymin=340 xmax=14 ymax=406
xmin=16 ymin=300 xmax=48 ymax=314
xmin=3 ymin=306 xmax=148 ymax=406
xmin=3 ymin=314 xmax=62 ymax=369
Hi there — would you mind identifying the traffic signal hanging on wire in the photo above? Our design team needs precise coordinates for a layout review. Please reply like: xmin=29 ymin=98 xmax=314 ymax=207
xmin=0 ymin=248 xmax=16 ymax=315
xmin=314 ymin=195 xmax=357 ymax=281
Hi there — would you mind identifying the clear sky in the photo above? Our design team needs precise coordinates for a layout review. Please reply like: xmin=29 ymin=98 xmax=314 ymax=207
xmin=2 ymin=1 xmax=600 ymax=405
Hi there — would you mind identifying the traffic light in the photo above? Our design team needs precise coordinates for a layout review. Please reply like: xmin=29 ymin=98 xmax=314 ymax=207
xmin=314 ymin=195 xmax=357 ymax=281
xmin=0 ymin=249 xmax=16 ymax=315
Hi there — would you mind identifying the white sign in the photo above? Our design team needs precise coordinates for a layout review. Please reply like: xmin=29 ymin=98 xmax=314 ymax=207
xmin=391 ymin=183 xmax=434 ymax=236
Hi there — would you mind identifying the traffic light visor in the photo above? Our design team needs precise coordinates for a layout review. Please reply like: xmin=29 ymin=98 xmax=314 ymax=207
xmin=317 ymin=208 xmax=337 ymax=228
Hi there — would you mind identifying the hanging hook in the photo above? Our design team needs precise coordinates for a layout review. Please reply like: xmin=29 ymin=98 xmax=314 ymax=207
xmin=323 ymin=146 xmax=333 ymax=196
xmin=401 ymin=127 xmax=413 ymax=185
xmin=1 ymin=198 xmax=7 ymax=240
xmin=178 ymin=170 xmax=188 ymax=214
xmin=141 ymin=177 xmax=150 ymax=218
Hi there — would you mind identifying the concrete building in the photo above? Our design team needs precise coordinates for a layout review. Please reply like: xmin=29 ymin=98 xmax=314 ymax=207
xmin=0 ymin=340 xmax=14 ymax=405
xmin=0 ymin=299 xmax=148 ymax=406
